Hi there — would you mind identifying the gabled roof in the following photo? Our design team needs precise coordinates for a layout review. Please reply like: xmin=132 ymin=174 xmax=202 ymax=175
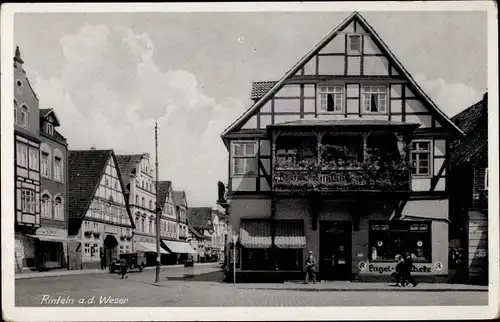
xmin=187 ymin=207 xmax=213 ymax=230
xmin=221 ymin=11 xmax=464 ymax=138
xmin=188 ymin=226 xmax=209 ymax=240
xmin=172 ymin=190 xmax=186 ymax=208
xmin=451 ymin=94 xmax=488 ymax=166
xmin=157 ymin=180 xmax=172 ymax=211
xmin=39 ymin=108 xmax=61 ymax=126
xmin=68 ymin=149 xmax=134 ymax=235
xmin=115 ymin=154 xmax=143 ymax=195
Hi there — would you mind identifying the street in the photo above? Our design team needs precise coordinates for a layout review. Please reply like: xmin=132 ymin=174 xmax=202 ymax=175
xmin=15 ymin=264 xmax=488 ymax=307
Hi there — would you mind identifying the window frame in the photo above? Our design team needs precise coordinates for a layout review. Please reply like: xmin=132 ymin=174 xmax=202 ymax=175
xmin=369 ymin=220 xmax=432 ymax=263
xmin=16 ymin=142 xmax=28 ymax=168
xmin=361 ymin=85 xmax=388 ymax=114
xmin=45 ymin=122 xmax=54 ymax=136
xmin=231 ymin=141 xmax=258 ymax=177
xmin=40 ymin=151 xmax=50 ymax=178
xmin=347 ymin=34 xmax=362 ymax=55
xmin=17 ymin=104 xmax=29 ymax=128
xmin=21 ymin=189 xmax=36 ymax=214
xmin=41 ymin=194 xmax=51 ymax=219
xmin=410 ymin=140 xmax=432 ymax=177
xmin=28 ymin=146 xmax=39 ymax=171
xmin=53 ymin=196 xmax=64 ymax=221
xmin=318 ymin=84 xmax=345 ymax=114
xmin=54 ymin=156 xmax=63 ymax=182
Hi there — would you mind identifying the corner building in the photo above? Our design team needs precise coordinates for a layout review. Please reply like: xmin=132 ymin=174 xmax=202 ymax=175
xmin=221 ymin=12 xmax=462 ymax=282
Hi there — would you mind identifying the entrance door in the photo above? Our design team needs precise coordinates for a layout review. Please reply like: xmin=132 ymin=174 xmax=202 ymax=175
xmin=104 ymin=235 xmax=119 ymax=265
xmin=320 ymin=221 xmax=352 ymax=280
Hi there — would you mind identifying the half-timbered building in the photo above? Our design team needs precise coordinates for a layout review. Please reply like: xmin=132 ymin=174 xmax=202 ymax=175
xmin=221 ymin=12 xmax=463 ymax=282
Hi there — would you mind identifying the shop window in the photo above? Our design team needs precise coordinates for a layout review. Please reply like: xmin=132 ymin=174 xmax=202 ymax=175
xmin=241 ymin=248 xmax=274 ymax=270
xmin=275 ymin=249 xmax=303 ymax=271
xmin=369 ymin=220 xmax=431 ymax=263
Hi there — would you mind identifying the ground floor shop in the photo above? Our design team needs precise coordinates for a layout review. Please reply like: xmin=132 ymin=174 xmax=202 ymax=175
xmin=225 ymin=197 xmax=449 ymax=282
xmin=133 ymin=234 xmax=170 ymax=266
xmin=162 ymin=240 xmax=197 ymax=264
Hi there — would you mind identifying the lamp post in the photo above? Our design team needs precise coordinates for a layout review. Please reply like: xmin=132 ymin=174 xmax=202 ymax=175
xmin=155 ymin=122 xmax=161 ymax=283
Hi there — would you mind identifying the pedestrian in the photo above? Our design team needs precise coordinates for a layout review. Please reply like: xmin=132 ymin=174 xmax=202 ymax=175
xmin=119 ymin=257 xmax=128 ymax=279
xmin=391 ymin=254 xmax=407 ymax=286
xmin=403 ymin=252 xmax=418 ymax=287
xmin=305 ymin=251 xmax=317 ymax=284
xmin=100 ymin=254 xmax=106 ymax=270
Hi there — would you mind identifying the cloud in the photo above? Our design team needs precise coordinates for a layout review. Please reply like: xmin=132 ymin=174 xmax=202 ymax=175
xmin=414 ymin=74 xmax=483 ymax=118
xmin=30 ymin=23 xmax=246 ymax=206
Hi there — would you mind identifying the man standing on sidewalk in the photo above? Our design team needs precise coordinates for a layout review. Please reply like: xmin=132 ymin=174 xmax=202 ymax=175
xmin=403 ymin=252 xmax=418 ymax=287
xmin=305 ymin=251 xmax=317 ymax=284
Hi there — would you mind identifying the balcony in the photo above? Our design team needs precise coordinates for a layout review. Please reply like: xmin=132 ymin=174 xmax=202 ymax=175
xmin=269 ymin=120 xmax=419 ymax=194
xmin=273 ymin=159 xmax=411 ymax=193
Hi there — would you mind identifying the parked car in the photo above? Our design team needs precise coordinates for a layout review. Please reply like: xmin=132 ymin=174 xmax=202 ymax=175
xmin=109 ymin=253 xmax=146 ymax=273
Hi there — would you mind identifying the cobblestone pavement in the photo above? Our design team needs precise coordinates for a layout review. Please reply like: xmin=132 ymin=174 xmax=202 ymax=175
xmin=15 ymin=265 xmax=488 ymax=307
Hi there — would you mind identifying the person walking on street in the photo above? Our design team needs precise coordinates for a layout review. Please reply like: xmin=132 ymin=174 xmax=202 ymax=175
xmin=100 ymin=254 xmax=106 ymax=271
xmin=305 ymin=251 xmax=317 ymax=284
xmin=391 ymin=254 xmax=407 ymax=286
xmin=403 ymin=252 xmax=418 ymax=287
xmin=119 ymin=258 xmax=128 ymax=279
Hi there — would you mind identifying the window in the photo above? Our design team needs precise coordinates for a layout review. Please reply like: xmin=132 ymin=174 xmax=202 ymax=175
xmin=21 ymin=189 xmax=36 ymax=214
xmin=149 ymin=218 xmax=153 ymax=234
xmin=142 ymin=197 xmax=145 ymax=207
xmin=16 ymin=143 xmax=28 ymax=167
xmin=28 ymin=147 xmax=39 ymax=171
xmin=275 ymin=249 xmax=303 ymax=271
xmin=41 ymin=194 xmax=51 ymax=218
xmin=410 ymin=141 xmax=431 ymax=176
xmin=41 ymin=152 xmax=49 ymax=177
xmin=369 ymin=220 xmax=431 ymax=263
xmin=141 ymin=218 xmax=145 ymax=232
xmin=319 ymin=85 xmax=344 ymax=113
xmin=362 ymin=86 xmax=387 ymax=113
xmin=241 ymin=248 xmax=274 ymax=270
xmin=54 ymin=197 xmax=63 ymax=221
xmin=231 ymin=141 xmax=257 ymax=176
xmin=54 ymin=157 xmax=62 ymax=181
xmin=135 ymin=195 xmax=139 ymax=205
xmin=84 ymin=243 xmax=90 ymax=254
xmin=45 ymin=123 xmax=54 ymax=136
xmin=348 ymin=35 xmax=361 ymax=54
xmin=149 ymin=200 xmax=152 ymax=210
xmin=17 ymin=104 xmax=28 ymax=128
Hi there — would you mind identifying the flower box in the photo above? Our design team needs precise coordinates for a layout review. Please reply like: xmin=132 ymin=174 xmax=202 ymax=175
xmin=84 ymin=231 xmax=92 ymax=238
xmin=93 ymin=232 xmax=101 ymax=238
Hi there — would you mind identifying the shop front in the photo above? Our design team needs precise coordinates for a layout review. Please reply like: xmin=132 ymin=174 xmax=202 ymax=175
xmin=227 ymin=198 xmax=449 ymax=283
xmin=134 ymin=235 xmax=170 ymax=266
xmin=28 ymin=227 xmax=69 ymax=271
xmin=162 ymin=240 xmax=197 ymax=264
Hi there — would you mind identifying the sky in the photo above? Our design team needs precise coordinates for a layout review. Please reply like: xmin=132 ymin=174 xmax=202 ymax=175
xmin=13 ymin=10 xmax=487 ymax=207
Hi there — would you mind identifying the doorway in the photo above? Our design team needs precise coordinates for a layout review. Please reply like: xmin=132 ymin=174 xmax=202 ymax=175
xmin=319 ymin=221 xmax=352 ymax=280
xmin=104 ymin=234 xmax=118 ymax=265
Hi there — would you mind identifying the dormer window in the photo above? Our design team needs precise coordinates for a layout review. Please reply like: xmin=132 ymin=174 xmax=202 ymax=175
xmin=45 ymin=122 xmax=54 ymax=135
xmin=348 ymin=35 xmax=361 ymax=54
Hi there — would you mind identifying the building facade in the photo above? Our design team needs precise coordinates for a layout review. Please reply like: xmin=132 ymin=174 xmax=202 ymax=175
xmin=173 ymin=191 xmax=189 ymax=241
xmin=220 ymin=12 xmax=463 ymax=282
xmin=449 ymin=94 xmax=488 ymax=284
xmin=68 ymin=149 xmax=135 ymax=269
xmin=187 ymin=207 xmax=214 ymax=263
xmin=116 ymin=154 xmax=162 ymax=265
xmin=36 ymin=108 xmax=69 ymax=270
xmin=14 ymin=47 xmax=43 ymax=272
xmin=211 ymin=209 xmax=228 ymax=262
xmin=155 ymin=187 xmax=196 ymax=262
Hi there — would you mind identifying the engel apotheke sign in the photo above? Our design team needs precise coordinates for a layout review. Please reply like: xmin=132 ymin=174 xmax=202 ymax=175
xmin=357 ymin=261 xmax=444 ymax=274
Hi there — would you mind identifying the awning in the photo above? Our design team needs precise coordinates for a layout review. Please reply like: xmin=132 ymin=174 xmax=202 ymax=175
xmin=274 ymin=220 xmax=306 ymax=249
xmin=240 ymin=220 xmax=272 ymax=248
xmin=163 ymin=240 xmax=197 ymax=254
xmin=135 ymin=242 xmax=170 ymax=254
xmin=27 ymin=234 xmax=70 ymax=242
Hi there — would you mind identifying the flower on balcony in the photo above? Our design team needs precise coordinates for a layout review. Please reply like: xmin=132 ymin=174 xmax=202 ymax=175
xmin=93 ymin=231 xmax=101 ymax=238
xmin=84 ymin=231 xmax=92 ymax=238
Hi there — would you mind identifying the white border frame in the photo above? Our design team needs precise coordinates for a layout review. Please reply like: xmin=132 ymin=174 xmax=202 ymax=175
xmin=1 ymin=2 xmax=498 ymax=321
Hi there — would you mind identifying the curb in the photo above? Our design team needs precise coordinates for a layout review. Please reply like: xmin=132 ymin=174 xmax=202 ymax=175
xmin=15 ymin=263 xmax=219 ymax=280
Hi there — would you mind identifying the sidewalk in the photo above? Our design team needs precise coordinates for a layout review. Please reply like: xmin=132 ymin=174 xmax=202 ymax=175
xmin=237 ymin=281 xmax=489 ymax=292
xmin=14 ymin=262 xmax=218 ymax=280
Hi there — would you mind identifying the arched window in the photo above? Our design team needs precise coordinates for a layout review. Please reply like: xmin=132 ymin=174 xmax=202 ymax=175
xmin=135 ymin=214 xmax=140 ymax=229
xmin=19 ymin=104 xmax=28 ymax=128
xmin=40 ymin=144 xmax=51 ymax=178
xmin=142 ymin=197 xmax=145 ymax=207
xmin=141 ymin=217 xmax=145 ymax=232
xmin=149 ymin=217 xmax=153 ymax=234
xmin=53 ymin=149 xmax=64 ymax=182
xmin=54 ymin=196 xmax=63 ymax=221
xmin=149 ymin=200 xmax=152 ymax=210
xmin=135 ymin=195 xmax=139 ymax=205
xmin=41 ymin=194 xmax=51 ymax=218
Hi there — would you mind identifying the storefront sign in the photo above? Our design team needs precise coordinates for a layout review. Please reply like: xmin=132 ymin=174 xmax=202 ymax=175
xmin=362 ymin=262 xmax=443 ymax=275
xmin=36 ymin=227 xmax=67 ymax=237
